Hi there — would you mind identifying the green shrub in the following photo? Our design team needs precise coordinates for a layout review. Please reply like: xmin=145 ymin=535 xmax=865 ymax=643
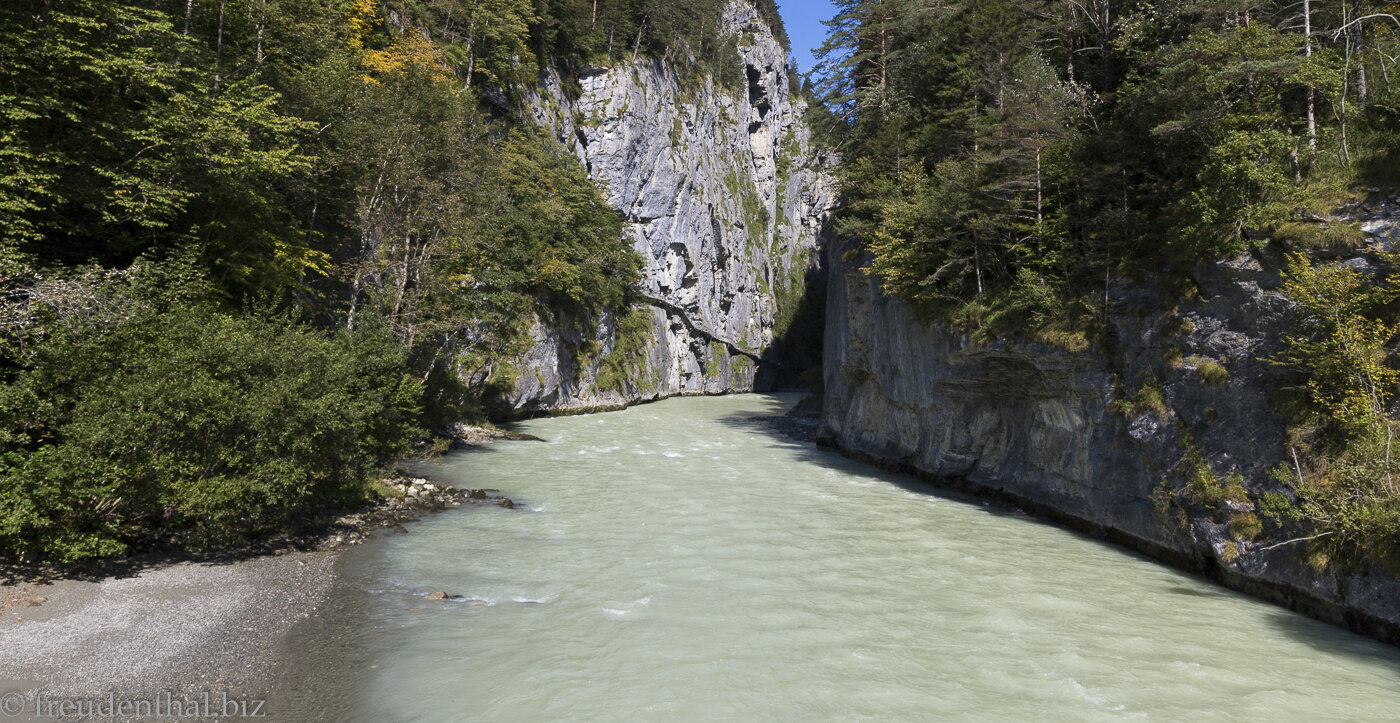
xmin=1196 ymin=359 xmax=1230 ymax=385
xmin=1183 ymin=457 xmax=1225 ymax=507
xmin=0 ymin=304 xmax=424 ymax=562
xmin=1229 ymin=512 xmax=1263 ymax=541
xmin=1113 ymin=376 xmax=1169 ymax=419
xmin=1162 ymin=316 xmax=1196 ymax=337
xmin=1265 ymin=426 xmax=1400 ymax=569
xmin=594 ymin=306 xmax=657 ymax=394
xmin=1221 ymin=541 xmax=1240 ymax=563
xmin=1269 ymin=221 xmax=1368 ymax=250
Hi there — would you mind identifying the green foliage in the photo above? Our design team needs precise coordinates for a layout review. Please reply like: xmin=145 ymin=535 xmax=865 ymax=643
xmin=1193 ymin=358 xmax=1230 ymax=386
xmin=1154 ymin=424 xmax=1252 ymax=524
xmin=595 ymin=307 xmax=658 ymax=394
xmin=705 ymin=341 xmax=728 ymax=377
xmin=0 ymin=303 xmax=424 ymax=562
xmin=725 ymin=167 xmax=770 ymax=246
xmin=1112 ymin=375 xmax=1168 ymax=419
xmin=817 ymin=0 xmax=1400 ymax=570
xmin=1152 ymin=480 xmax=1189 ymax=530
xmin=1269 ymin=221 xmax=1369 ymax=251
xmin=1271 ymin=252 xmax=1399 ymax=433
xmin=1180 ymin=458 xmax=1249 ymax=511
xmin=0 ymin=0 xmax=664 ymax=563
xmin=1267 ymin=427 xmax=1400 ymax=569
xmin=0 ymin=0 xmax=324 ymax=295
xmin=1229 ymin=512 xmax=1263 ymax=541
xmin=1162 ymin=316 xmax=1196 ymax=338
xmin=1119 ymin=24 xmax=1324 ymax=259
xmin=484 ymin=130 xmax=640 ymax=314
xmin=528 ymin=0 xmax=786 ymax=85
xmin=816 ymin=0 xmax=1400 ymax=346
xmin=1261 ymin=252 xmax=1400 ymax=569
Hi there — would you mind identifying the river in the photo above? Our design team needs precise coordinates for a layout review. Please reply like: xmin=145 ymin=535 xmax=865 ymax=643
xmin=276 ymin=394 xmax=1400 ymax=720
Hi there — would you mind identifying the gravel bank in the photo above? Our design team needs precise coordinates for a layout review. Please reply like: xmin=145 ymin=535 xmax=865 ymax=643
xmin=0 ymin=551 xmax=336 ymax=721
xmin=0 ymin=473 xmax=520 ymax=722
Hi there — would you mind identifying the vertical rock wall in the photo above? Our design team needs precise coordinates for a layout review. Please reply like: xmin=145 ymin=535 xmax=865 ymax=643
xmin=500 ymin=1 xmax=833 ymax=415
xmin=820 ymin=237 xmax=1400 ymax=645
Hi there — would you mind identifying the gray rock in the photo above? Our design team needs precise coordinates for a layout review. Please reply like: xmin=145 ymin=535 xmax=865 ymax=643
xmin=819 ymin=238 xmax=1400 ymax=645
xmin=504 ymin=0 xmax=835 ymax=416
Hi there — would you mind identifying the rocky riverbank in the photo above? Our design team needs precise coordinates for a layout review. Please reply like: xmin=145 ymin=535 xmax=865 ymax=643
xmin=0 ymin=458 xmax=523 ymax=721
xmin=315 ymin=477 xmax=519 ymax=552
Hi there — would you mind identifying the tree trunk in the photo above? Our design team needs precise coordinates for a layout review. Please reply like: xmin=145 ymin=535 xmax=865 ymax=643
xmin=631 ymin=16 xmax=647 ymax=65
xmin=214 ymin=0 xmax=226 ymax=89
xmin=255 ymin=0 xmax=266 ymax=67
xmin=1342 ymin=37 xmax=1353 ymax=164
xmin=1065 ymin=0 xmax=1076 ymax=83
xmin=1354 ymin=0 xmax=1368 ymax=108
xmin=1341 ymin=0 xmax=1352 ymax=163
xmin=1035 ymin=146 xmax=1044 ymax=237
xmin=879 ymin=19 xmax=887 ymax=108
xmin=1100 ymin=0 xmax=1111 ymax=91
xmin=1304 ymin=0 xmax=1317 ymax=155
xmin=464 ymin=14 xmax=477 ymax=90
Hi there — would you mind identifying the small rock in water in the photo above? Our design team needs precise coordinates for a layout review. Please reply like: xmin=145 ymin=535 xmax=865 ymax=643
xmin=425 ymin=591 xmax=449 ymax=600
xmin=392 ymin=524 xmax=409 ymax=534
xmin=497 ymin=498 xmax=516 ymax=509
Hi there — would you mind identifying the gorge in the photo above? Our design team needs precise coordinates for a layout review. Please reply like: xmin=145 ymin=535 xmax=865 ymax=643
xmin=5 ymin=0 xmax=1400 ymax=716
xmin=481 ymin=0 xmax=1400 ymax=647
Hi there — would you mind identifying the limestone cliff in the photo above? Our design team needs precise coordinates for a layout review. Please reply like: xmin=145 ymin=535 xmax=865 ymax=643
xmin=820 ymin=227 xmax=1400 ymax=644
xmin=497 ymin=1 xmax=833 ymax=416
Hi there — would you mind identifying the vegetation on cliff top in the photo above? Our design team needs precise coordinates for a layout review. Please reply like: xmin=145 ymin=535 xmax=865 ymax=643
xmin=814 ymin=0 xmax=1399 ymax=339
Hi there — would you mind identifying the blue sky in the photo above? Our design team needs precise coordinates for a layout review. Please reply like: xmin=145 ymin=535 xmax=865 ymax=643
xmin=776 ymin=0 xmax=838 ymax=73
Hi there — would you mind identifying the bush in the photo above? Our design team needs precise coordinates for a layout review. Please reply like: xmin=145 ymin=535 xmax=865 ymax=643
xmin=1113 ymin=376 xmax=1168 ymax=419
xmin=1195 ymin=359 xmax=1230 ymax=385
xmin=1162 ymin=316 xmax=1196 ymax=337
xmin=1266 ymin=426 xmax=1400 ymax=569
xmin=1229 ymin=512 xmax=1263 ymax=541
xmin=0 ymin=304 xmax=424 ymax=562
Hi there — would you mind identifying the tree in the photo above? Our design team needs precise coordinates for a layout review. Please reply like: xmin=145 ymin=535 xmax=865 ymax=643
xmin=1118 ymin=24 xmax=1327 ymax=259
xmin=0 ymin=0 xmax=324 ymax=295
xmin=977 ymin=50 xmax=1081 ymax=250
xmin=1273 ymin=252 xmax=1399 ymax=433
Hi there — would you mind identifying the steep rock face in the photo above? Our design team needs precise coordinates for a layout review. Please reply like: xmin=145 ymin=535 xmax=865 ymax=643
xmin=821 ymin=238 xmax=1400 ymax=644
xmin=501 ymin=1 xmax=833 ymax=415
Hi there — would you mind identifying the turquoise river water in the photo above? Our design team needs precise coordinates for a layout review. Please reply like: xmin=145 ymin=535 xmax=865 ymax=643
xmin=276 ymin=394 xmax=1400 ymax=721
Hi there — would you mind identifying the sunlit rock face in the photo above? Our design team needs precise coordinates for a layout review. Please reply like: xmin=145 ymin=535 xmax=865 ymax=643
xmin=500 ymin=1 xmax=834 ymax=415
